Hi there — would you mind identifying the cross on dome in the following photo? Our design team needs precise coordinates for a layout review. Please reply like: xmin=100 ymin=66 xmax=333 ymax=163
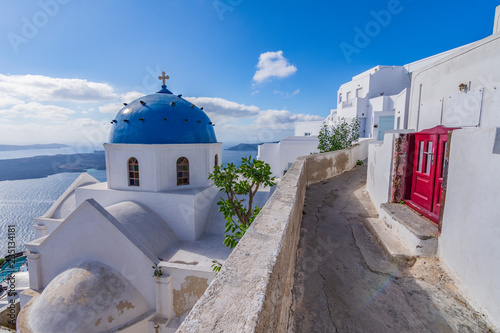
xmin=158 ymin=71 xmax=170 ymax=85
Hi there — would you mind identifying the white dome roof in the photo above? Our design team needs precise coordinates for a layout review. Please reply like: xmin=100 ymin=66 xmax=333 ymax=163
xmin=26 ymin=261 xmax=149 ymax=333
xmin=105 ymin=201 xmax=179 ymax=257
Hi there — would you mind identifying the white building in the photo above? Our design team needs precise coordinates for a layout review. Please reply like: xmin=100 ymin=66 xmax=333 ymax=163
xmin=335 ymin=65 xmax=410 ymax=140
xmin=367 ymin=6 xmax=500 ymax=330
xmin=294 ymin=120 xmax=324 ymax=137
xmin=258 ymin=136 xmax=320 ymax=178
xmin=17 ymin=79 xmax=270 ymax=332
xmin=259 ymin=41 xmax=472 ymax=179
xmin=258 ymin=65 xmax=412 ymax=178
xmin=334 ymin=42 xmax=471 ymax=141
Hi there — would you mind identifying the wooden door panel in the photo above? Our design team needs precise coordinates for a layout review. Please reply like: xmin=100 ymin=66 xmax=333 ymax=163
xmin=415 ymin=177 xmax=431 ymax=198
xmin=410 ymin=135 xmax=436 ymax=212
xmin=432 ymin=136 xmax=448 ymax=216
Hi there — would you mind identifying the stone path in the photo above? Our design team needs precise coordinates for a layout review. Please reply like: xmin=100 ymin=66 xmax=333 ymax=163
xmin=289 ymin=165 xmax=493 ymax=333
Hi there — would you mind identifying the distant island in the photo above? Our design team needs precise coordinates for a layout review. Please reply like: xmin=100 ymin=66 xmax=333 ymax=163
xmin=0 ymin=152 xmax=105 ymax=181
xmin=0 ymin=143 xmax=70 ymax=151
xmin=225 ymin=142 xmax=278 ymax=151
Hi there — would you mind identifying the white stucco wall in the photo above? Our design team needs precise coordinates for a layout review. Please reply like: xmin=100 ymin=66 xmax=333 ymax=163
xmin=366 ymin=132 xmax=395 ymax=210
xmin=257 ymin=142 xmax=280 ymax=179
xmin=395 ymin=88 xmax=409 ymax=130
xmin=494 ymin=5 xmax=500 ymax=35
xmin=26 ymin=200 xmax=158 ymax=309
xmin=336 ymin=66 xmax=410 ymax=139
xmin=439 ymin=127 xmax=500 ymax=329
xmin=337 ymin=66 xmax=409 ymax=105
xmin=294 ymin=121 xmax=323 ymax=136
xmin=258 ymin=136 xmax=319 ymax=179
xmin=74 ymin=183 xmax=220 ymax=241
xmin=105 ymin=143 xmax=222 ymax=192
xmin=368 ymin=66 xmax=409 ymax=97
xmin=407 ymin=33 xmax=500 ymax=132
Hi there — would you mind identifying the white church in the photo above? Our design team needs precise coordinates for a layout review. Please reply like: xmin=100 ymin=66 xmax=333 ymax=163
xmin=16 ymin=74 xmax=269 ymax=332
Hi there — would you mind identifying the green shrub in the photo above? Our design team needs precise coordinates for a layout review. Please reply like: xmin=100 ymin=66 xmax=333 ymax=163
xmin=318 ymin=117 xmax=360 ymax=153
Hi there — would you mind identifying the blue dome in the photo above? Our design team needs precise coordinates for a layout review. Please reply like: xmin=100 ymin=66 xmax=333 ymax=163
xmin=109 ymin=86 xmax=217 ymax=144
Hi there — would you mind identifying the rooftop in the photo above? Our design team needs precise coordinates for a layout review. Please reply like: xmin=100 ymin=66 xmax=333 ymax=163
xmin=159 ymin=234 xmax=232 ymax=272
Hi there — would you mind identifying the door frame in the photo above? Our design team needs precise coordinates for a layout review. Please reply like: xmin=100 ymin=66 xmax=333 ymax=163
xmin=405 ymin=125 xmax=458 ymax=224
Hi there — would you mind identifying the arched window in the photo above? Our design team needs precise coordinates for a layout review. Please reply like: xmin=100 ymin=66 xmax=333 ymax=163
xmin=128 ymin=157 xmax=140 ymax=186
xmin=214 ymin=154 xmax=218 ymax=167
xmin=177 ymin=157 xmax=189 ymax=185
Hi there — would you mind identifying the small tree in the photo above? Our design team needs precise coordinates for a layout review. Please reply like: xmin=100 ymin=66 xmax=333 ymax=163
xmin=208 ymin=156 xmax=276 ymax=249
xmin=318 ymin=117 xmax=360 ymax=153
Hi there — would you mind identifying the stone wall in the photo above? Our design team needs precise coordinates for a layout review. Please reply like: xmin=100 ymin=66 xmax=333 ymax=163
xmin=390 ymin=131 xmax=414 ymax=203
xmin=0 ymin=300 xmax=19 ymax=330
xmin=177 ymin=140 xmax=370 ymax=332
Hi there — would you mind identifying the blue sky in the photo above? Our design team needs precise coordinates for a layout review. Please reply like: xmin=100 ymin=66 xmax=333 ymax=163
xmin=0 ymin=0 xmax=497 ymax=145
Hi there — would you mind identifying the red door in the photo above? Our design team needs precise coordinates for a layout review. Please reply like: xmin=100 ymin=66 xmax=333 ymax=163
xmin=409 ymin=133 xmax=436 ymax=212
xmin=406 ymin=126 xmax=457 ymax=224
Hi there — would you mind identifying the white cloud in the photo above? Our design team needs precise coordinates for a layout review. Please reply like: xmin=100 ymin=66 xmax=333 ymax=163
xmin=98 ymin=91 xmax=144 ymax=114
xmin=184 ymin=96 xmax=321 ymax=128
xmin=0 ymin=109 xmax=19 ymax=118
xmin=274 ymin=89 xmax=300 ymax=98
xmin=253 ymin=51 xmax=297 ymax=83
xmin=0 ymin=95 xmax=24 ymax=107
xmin=0 ymin=102 xmax=76 ymax=121
xmin=184 ymin=96 xmax=323 ymax=142
xmin=0 ymin=72 xmax=322 ymax=145
xmin=184 ymin=97 xmax=260 ymax=118
xmin=255 ymin=109 xmax=321 ymax=129
xmin=0 ymin=74 xmax=118 ymax=102
xmin=98 ymin=102 xmax=123 ymax=114
xmin=121 ymin=91 xmax=144 ymax=101
xmin=0 ymin=118 xmax=111 ymax=145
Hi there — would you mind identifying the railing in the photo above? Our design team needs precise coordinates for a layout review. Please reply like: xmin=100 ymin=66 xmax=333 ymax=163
xmin=342 ymin=100 xmax=353 ymax=108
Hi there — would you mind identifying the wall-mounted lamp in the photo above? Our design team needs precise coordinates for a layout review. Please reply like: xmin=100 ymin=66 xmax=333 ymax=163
xmin=459 ymin=83 xmax=468 ymax=92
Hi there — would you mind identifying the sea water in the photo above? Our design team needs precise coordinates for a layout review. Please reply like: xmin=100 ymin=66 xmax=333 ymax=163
xmin=0 ymin=170 xmax=107 ymax=257
xmin=0 ymin=146 xmax=101 ymax=160
xmin=0 ymin=149 xmax=255 ymax=257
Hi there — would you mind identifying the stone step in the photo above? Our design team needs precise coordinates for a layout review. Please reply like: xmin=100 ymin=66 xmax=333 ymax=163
xmin=364 ymin=217 xmax=416 ymax=267
xmin=380 ymin=203 xmax=438 ymax=257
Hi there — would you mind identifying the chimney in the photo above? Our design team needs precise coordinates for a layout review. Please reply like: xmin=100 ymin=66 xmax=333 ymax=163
xmin=494 ymin=5 xmax=500 ymax=34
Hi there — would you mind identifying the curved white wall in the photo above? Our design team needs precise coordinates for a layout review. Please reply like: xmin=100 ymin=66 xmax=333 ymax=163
xmin=104 ymin=143 xmax=222 ymax=192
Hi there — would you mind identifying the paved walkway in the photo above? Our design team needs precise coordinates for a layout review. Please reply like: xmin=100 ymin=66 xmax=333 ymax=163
xmin=290 ymin=165 xmax=492 ymax=333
